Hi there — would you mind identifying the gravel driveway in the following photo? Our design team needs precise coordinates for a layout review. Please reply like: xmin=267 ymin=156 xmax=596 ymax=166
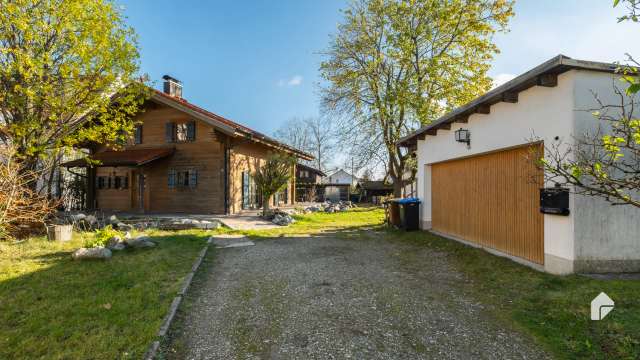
xmin=163 ymin=230 xmax=548 ymax=359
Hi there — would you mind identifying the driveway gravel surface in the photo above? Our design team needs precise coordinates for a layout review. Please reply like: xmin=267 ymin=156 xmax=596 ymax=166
xmin=163 ymin=230 xmax=548 ymax=359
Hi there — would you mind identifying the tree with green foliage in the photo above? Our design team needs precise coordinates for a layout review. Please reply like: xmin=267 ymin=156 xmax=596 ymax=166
xmin=539 ymin=0 xmax=640 ymax=207
xmin=320 ymin=0 xmax=514 ymax=196
xmin=0 ymin=0 xmax=148 ymax=189
xmin=253 ymin=152 xmax=296 ymax=216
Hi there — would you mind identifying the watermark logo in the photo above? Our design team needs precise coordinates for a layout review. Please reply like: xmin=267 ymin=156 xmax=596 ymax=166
xmin=591 ymin=292 xmax=614 ymax=320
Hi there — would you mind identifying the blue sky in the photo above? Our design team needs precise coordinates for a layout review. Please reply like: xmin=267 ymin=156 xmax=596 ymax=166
xmin=120 ymin=0 xmax=640 ymax=137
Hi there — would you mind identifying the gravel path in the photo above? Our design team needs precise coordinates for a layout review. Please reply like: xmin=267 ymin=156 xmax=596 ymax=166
xmin=163 ymin=230 xmax=549 ymax=359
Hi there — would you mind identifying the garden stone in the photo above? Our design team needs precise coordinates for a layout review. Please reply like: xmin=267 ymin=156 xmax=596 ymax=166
xmin=85 ymin=215 xmax=97 ymax=224
xmin=124 ymin=231 xmax=132 ymax=240
xmin=109 ymin=215 xmax=119 ymax=225
xmin=126 ymin=236 xmax=156 ymax=248
xmin=111 ymin=243 xmax=126 ymax=251
xmin=106 ymin=236 xmax=123 ymax=249
xmin=72 ymin=247 xmax=112 ymax=260
xmin=116 ymin=222 xmax=133 ymax=231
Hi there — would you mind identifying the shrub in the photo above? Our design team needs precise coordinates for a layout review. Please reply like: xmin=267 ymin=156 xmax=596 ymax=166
xmin=0 ymin=146 xmax=57 ymax=240
xmin=85 ymin=226 xmax=122 ymax=248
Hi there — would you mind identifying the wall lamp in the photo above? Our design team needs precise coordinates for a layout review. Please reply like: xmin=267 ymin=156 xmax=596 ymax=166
xmin=455 ymin=128 xmax=471 ymax=148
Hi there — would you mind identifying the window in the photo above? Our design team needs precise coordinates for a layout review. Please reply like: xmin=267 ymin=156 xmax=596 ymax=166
xmin=114 ymin=176 xmax=122 ymax=189
xmin=97 ymin=176 xmax=106 ymax=189
xmin=165 ymin=121 xmax=196 ymax=143
xmin=134 ymin=125 xmax=143 ymax=144
xmin=168 ymin=168 xmax=197 ymax=189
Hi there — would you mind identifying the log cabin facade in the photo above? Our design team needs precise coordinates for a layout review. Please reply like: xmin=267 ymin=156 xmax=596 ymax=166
xmin=64 ymin=76 xmax=312 ymax=214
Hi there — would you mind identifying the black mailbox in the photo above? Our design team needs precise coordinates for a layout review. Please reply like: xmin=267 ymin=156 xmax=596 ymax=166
xmin=540 ymin=187 xmax=570 ymax=215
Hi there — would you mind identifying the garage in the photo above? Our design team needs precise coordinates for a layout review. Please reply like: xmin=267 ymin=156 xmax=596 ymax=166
xmin=398 ymin=55 xmax=640 ymax=274
xmin=431 ymin=144 xmax=544 ymax=264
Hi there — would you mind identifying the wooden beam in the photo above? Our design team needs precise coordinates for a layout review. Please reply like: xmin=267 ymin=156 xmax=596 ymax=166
xmin=537 ymin=73 xmax=558 ymax=87
xmin=502 ymin=92 xmax=519 ymax=103
xmin=418 ymin=133 xmax=426 ymax=141
xmin=475 ymin=104 xmax=491 ymax=114
xmin=455 ymin=115 xmax=469 ymax=123
xmin=426 ymin=129 xmax=438 ymax=136
xmin=440 ymin=123 xmax=451 ymax=130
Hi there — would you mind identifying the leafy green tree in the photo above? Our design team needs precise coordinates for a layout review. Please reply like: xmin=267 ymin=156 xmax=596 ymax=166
xmin=320 ymin=0 xmax=513 ymax=196
xmin=539 ymin=0 xmax=640 ymax=207
xmin=0 ymin=0 xmax=147 ymax=183
xmin=253 ymin=152 xmax=296 ymax=215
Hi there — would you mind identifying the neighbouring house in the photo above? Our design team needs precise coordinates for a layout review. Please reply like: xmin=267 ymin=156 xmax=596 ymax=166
xmin=63 ymin=75 xmax=313 ymax=214
xmin=321 ymin=169 xmax=358 ymax=202
xmin=295 ymin=163 xmax=325 ymax=202
xmin=356 ymin=180 xmax=393 ymax=204
xmin=398 ymin=55 xmax=640 ymax=275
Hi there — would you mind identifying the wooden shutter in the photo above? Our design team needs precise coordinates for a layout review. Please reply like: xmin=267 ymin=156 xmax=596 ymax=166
xmin=242 ymin=171 xmax=249 ymax=209
xmin=189 ymin=169 xmax=198 ymax=188
xmin=134 ymin=125 xmax=143 ymax=144
xmin=165 ymin=122 xmax=176 ymax=143
xmin=168 ymin=169 xmax=176 ymax=188
xmin=186 ymin=121 xmax=196 ymax=141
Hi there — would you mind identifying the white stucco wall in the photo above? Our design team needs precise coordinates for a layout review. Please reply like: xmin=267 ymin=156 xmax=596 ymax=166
xmin=571 ymin=71 xmax=640 ymax=264
xmin=415 ymin=69 xmax=640 ymax=273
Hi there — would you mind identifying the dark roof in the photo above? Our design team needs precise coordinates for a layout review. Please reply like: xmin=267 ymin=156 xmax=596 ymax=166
xmin=398 ymin=55 xmax=619 ymax=147
xmin=297 ymin=163 xmax=326 ymax=177
xmin=62 ymin=147 xmax=175 ymax=167
xmin=151 ymin=90 xmax=314 ymax=160
xmin=359 ymin=180 xmax=393 ymax=191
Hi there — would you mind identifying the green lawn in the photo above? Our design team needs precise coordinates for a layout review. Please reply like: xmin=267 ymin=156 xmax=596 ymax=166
xmin=0 ymin=229 xmax=209 ymax=359
xmin=393 ymin=229 xmax=640 ymax=360
xmin=2 ymin=208 xmax=638 ymax=359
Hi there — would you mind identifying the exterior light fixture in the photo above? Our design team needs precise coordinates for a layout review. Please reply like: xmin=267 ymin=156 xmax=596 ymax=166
xmin=455 ymin=128 xmax=470 ymax=147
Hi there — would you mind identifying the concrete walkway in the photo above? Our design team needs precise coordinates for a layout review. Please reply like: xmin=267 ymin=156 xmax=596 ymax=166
xmin=163 ymin=230 xmax=548 ymax=359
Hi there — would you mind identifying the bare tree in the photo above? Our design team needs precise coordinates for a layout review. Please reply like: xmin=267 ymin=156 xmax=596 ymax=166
xmin=540 ymin=86 xmax=640 ymax=207
xmin=274 ymin=117 xmax=335 ymax=172
xmin=538 ymin=0 xmax=640 ymax=207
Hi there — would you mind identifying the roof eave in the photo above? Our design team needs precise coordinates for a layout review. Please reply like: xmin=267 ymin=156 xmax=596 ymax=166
xmin=398 ymin=55 xmax=620 ymax=147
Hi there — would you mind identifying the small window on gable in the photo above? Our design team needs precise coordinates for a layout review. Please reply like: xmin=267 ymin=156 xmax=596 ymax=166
xmin=176 ymin=123 xmax=188 ymax=142
xmin=167 ymin=121 xmax=196 ymax=143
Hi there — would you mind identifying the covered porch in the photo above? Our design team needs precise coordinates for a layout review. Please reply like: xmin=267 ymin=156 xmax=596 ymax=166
xmin=62 ymin=147 xmax=175 ymax=213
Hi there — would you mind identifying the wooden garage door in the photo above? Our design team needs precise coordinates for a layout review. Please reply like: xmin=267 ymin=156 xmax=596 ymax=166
xmin=431 ymin=144 xmax=544 ymax=264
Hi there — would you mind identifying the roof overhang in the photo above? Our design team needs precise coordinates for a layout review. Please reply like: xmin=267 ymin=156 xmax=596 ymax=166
xmin=62 ymin=147 xmax=175 ymax=167
xmin=398 ymin=55 xmax=620 ymax=148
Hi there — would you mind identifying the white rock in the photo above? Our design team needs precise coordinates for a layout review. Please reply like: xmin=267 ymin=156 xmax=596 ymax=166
xmin=72 ymin=247 xmax=112 ymax=260
xmin=126 ymin=236 xmax=156 ymax=248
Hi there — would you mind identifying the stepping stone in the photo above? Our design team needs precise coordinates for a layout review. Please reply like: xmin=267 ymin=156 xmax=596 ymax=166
xmin=210 ymin=235 xmax=255 ymax=249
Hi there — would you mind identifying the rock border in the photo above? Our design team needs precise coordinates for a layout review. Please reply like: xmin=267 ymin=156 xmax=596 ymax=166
xmin=143 ymin=236 xmax=213 ymax=360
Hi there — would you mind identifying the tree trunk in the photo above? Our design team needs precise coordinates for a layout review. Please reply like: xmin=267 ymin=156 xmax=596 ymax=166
xmin=262 ymin=196 xmax=271 ymax=217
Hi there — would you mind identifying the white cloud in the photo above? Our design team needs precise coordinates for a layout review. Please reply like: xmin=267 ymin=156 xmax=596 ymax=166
xmin=287 ymin=75 xmax=303 ymax=86
xmin=492 ymin=73 xmax=516 ymax=88
xmin=278 ymin=75 xmax=303 ymax=87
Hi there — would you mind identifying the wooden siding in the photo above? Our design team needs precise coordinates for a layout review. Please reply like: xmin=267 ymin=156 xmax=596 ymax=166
xmin=431 ymin=144 xmax=544 ymax=264
xmin=229 ymin=141 xmax=295 ymax=214
xmin=94 ymin=101 xmax=297 ymax=214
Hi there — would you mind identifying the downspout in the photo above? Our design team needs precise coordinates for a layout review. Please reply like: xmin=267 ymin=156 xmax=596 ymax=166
xmin=224 ymin=144 xmax=230 ymax=214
